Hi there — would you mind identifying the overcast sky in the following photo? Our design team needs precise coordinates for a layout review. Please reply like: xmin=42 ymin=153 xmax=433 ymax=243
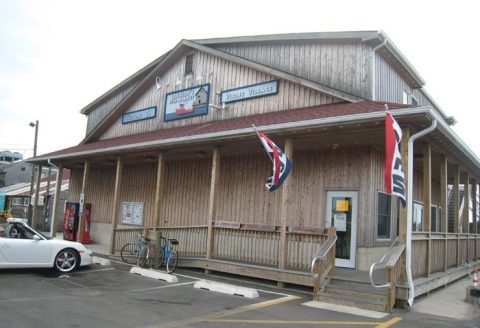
xmin=1 ymin=0 xmax=479 ymax=160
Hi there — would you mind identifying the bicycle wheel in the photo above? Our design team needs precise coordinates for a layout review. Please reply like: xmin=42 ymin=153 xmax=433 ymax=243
xmin=153 ymin=248 xmax=164 ymax=269
xmin=136 ymin=245 xmax=149 ymax=268
xmin=120 ymin=243 xmax=138 ymax=264
xmin=166 ymin=250 xmax=178 ymax=273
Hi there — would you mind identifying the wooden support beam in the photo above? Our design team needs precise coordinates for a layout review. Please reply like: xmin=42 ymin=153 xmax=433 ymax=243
xmin=278 ymin=138 xmax=293 ymax=288
xmin=423 ymin=143 xmax=432 ymax=276
xmin=153 ymin=152 xmax=165 ymax=228
xmin=206 ymin=147 xmax=220 ymax=261
xmin=452 ymin=165 xmax=460 ymax=266
xmin=31 ymin=164 xmax=42 ymax=229
xmin=463 ymin=173 xmax=470 ymax=234
xmin=109 ymin=157 xmax=123 ymax=254
xmin=473 ymin=180 xmax=478 ymax=235
xmin=49 ymin=164 xmax=63 ymax=237
xmin=439 ymin=155 xmax=448 ymax=272
xmin=77 ymin=161 xmax=90 ymax=243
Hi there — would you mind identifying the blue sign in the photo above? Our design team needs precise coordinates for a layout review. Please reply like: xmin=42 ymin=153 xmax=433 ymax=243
xmin=220 ymin=80 xmax=279 ymax=104
xmin=0 ymin=193 xmax=5 ymax=211
xmin=164 ymin=84 xmax=210 ymax=122
xmin=122 ymin=106 xmax=157 ymax=124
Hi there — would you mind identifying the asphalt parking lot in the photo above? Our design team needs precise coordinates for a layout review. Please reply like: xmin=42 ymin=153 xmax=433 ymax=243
xmin=0 ymin=256 xmax=479 ymax=328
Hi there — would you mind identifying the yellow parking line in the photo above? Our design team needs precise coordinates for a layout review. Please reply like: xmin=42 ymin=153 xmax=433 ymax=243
xmin=207 ymin=319 xmax=381 ymax=325
xmin=375 ymin=316 xmax=402 ymax=327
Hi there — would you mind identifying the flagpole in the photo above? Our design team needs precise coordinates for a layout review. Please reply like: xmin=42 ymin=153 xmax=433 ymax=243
xmin=252 ymin=124 xmax=274 ymax=163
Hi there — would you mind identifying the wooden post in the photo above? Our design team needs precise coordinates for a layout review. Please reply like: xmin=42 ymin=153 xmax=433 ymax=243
xmin=439 ymin=155 xmax=448 ymax=271
xmin=423 ymin=143 xmax=431 ymax=276
xmin=153 ymin=152 xmax=165 ymax=228
xmin=49 ymin=164 xmax=63 ymax=237
xmin=206 ymin=147 xmax=220 ymax=264
xmin=108 ymin=157 xmax=123 ymax=255
xmin=77 ymin=161 xmax=90 ymax=243
xmin=397 ymin=127 xmax=409 ymax=305
xmin=452 ymin=165 xmax=459 ymax=266
xmin=472 ymin=180 xmax=478 ymax=260
xmin=463 ymin=174 xmax=470 ymax=233
xmin=278 ymin=138 xmax=293 ymax=288
xmin=32 ymin=164 xmax=42 ymax=229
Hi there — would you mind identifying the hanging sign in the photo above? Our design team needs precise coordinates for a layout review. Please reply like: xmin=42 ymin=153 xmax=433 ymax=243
xmin=220 ymin=80 xmax=279 ymax=104
xmin=164 ymin=84 xmax=210 ymax=121
xmin=122 ymin=106 xmax=157 ymax=124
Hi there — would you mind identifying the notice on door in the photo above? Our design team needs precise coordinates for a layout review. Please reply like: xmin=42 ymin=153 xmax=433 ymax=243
xmin=335 ymin=199 xmax=349 ymax=212
xmin=334 ymin=213 xmax=347 ymax=232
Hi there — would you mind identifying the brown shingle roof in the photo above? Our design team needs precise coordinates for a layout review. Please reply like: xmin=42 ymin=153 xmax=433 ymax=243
xmin=35 ymin=101 xmax=409 ymax=161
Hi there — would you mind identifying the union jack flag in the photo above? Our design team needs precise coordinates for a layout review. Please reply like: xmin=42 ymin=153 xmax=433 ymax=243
xmin=256 ymin=129 xmax=292 ymax=192
xmin=385 ymin=112 xmax=406 ymax=207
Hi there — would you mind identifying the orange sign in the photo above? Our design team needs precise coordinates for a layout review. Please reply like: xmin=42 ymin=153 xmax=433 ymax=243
xmin=336 ymin=200 xmax=349 ymax=212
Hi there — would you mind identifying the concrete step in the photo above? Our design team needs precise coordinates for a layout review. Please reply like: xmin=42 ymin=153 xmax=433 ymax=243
xmin=319 ymin=292 xmax=386 ymax=312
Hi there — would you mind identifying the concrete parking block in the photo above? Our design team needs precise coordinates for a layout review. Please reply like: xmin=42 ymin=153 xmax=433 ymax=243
xmin=130 ymin=266 xmax=179 ymax=283
xmin=193 ymin=279 xmax=259 ymax=298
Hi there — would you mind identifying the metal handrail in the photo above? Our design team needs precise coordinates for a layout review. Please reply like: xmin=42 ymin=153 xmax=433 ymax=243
xmin=310 ymin=236 xmax=337 ymax=277
xmin=369 ymin=236 xmax=399 ymax=288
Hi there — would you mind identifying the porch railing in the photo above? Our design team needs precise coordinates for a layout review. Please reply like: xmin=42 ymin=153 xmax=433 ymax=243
xmin=368 ymin=237 xmax=405 ymax=313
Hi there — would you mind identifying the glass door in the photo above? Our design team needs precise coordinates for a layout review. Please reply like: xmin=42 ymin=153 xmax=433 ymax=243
xmin=325 ymin=191 xmax=358 ymax=268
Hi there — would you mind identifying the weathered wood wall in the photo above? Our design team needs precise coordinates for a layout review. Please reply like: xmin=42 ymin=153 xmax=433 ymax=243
xmin=97 ymin=51 xmax=339 ymax=141
xmin=215 ymin=40 xmax=372 ymax=99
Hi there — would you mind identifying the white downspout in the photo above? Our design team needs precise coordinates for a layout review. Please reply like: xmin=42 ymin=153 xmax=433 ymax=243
xmin=47 ymin=159 xmax=60 ymax=238
xmin=406 ymin=119 xmax=437 ymax=306
xmin=372 ymin=39 xmax=387 ymax=101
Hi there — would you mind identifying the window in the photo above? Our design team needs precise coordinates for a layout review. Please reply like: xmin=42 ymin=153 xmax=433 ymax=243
xmin=377 ymin=192 xmax=391 ymax=239
xmin=12 ymin=197 xmax=24 ymax=206
xmin=402 ymin=90 xmax=409 ymax=105
xmin=413 ymin=202 xmax=424 ymax=231
xmin=431 ymin=205 xmax=437 ymax=232
xmin=184 ymin=54 xmax=193 ymax=75
xmin=411 ymin=95 xmax=419 ymax=106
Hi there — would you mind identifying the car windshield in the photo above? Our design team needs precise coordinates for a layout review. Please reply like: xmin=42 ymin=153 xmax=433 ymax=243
xmin=4 ymin=222 xmax=50 ymax=239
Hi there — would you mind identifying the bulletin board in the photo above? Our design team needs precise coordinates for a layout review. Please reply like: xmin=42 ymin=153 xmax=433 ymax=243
xmin=120 ymin=202 xmax=144 ymax=226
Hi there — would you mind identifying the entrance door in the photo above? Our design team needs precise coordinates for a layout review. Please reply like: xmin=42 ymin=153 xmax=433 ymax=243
xmin=325 ymin=191 xmax=358 ymax=268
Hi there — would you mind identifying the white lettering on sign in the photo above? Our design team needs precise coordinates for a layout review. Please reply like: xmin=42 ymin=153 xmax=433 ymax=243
xmin=221 ymin=80 xmax=279 ymax=104
xmin=122 ymin=106 xmax=157 ymax=124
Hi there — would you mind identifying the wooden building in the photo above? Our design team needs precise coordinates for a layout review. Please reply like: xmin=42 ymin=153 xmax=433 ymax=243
xmin=30 ymin=31 xmax=480 ymax=311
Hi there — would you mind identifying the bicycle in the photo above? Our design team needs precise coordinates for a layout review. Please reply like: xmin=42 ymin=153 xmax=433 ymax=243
xmin=156 ymin=237 xmax=179 ymax=273
xmin=120 ymin=233 xmax=150 ymax=265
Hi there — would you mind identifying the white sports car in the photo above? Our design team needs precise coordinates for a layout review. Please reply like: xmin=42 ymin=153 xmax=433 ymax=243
xmin=0 ymin=220 xmax=93 ymax=273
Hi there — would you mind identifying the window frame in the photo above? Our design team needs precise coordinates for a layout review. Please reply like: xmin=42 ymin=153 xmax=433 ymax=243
xmin=377 ymin=191 xmax=392 ymax=241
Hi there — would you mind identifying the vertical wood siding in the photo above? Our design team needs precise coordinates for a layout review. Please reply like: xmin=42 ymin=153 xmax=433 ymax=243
xmin=215 ymin=40 xmax=371 ymax=99
xmin=86 ymin=82 xmax=140 ymax=134
xmin=98 ymin=51 xmax=338 ymax=141
xmin=375 ymin=54 xmax=411 ymax=103
xmin=160 ymin=158 xmax=211 ymax=227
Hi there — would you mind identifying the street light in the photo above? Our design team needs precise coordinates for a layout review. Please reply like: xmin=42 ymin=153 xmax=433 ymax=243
xmin=27 ymin=120 xmax=39 ymax=225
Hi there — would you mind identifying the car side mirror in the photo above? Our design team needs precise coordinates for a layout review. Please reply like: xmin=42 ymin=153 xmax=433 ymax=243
xmin=32 ymin=235 xmax=42 ymax=241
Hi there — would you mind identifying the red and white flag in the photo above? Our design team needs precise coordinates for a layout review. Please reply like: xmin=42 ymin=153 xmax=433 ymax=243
xmin=385 ymin=112 xmax=406 ymax=207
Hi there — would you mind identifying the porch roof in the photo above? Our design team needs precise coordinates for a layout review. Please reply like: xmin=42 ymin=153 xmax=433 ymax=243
xmin=29 ymin=101 xmax=480 ymax=178
xmin=32 ymin=101 xmax=406 ymax=161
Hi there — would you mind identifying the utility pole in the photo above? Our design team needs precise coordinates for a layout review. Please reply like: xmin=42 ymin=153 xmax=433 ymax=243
xmin=27 ymin=120 xmax=38 ymax=226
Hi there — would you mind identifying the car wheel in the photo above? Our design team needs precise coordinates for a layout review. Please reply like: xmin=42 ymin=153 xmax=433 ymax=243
xmin=54 ymin=248 xmax=78 ymax=273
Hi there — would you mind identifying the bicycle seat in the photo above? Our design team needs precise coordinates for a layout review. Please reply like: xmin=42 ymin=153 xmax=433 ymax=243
xmin=145 ymin=237 xmax=152 ymax=242
xmin=169 ymin=238 xmax=179 ymax=245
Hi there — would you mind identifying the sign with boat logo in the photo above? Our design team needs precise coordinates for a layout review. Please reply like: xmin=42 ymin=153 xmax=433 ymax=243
xmin=164 ymin=84 xmax=210 ymax=121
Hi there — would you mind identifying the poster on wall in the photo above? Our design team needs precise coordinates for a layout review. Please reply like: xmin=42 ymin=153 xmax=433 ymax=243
xmin=121 ymin=202 xmax=144 ymax=226
xmin=164 ymin=84 xmax=210 ymax=121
